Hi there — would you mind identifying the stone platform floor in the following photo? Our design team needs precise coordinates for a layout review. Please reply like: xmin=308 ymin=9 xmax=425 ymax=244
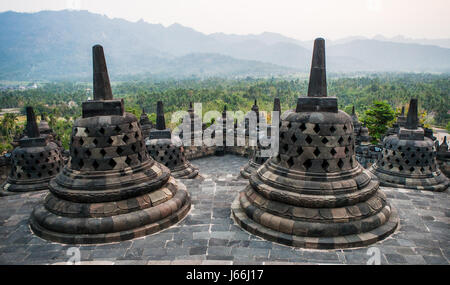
xmin=0 ymin=154 xmax=448 ymax=265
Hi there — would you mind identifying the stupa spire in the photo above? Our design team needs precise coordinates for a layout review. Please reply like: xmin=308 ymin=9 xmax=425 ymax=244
xmin=156 ymin=101 xmax=166 ymax=130
xmin=405 ymin=98 xmax=419 ymax=130
xmin=25 ymin=107 xmax=40 ymax=138
xmin=92 ymin=45 xmax=113 ymax=101
xmin=307 ymin=38 xmax=327 ymax=98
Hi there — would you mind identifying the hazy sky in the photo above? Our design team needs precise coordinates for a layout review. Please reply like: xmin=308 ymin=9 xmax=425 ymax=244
xmin=0 ymin=0 xmax=449 ymax=40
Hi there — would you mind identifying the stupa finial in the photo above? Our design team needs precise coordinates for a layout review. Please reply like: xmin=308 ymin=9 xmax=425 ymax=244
xmin=92 ymin=45 xmax=113 ymax=101
xmin=307 ymin=38 xmax=327 ymax=98
xmin=405 ymin=98 xmax=419 ymax=130
xmin=273 ymin=98 xmax=281 ymax=112
xmin=25 ymin=107 xmax=40 ymax=138
xmin=352 ymin=106 xmax=355 ymax=115
xmin=400 ymin=106 xmax=405 ymax=116
xmin=156 ymin=101 xmax=166 ymax=130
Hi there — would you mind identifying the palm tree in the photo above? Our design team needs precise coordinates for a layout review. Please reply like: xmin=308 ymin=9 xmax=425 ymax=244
xmin=1 ymin=113 xmax=18 ymax=138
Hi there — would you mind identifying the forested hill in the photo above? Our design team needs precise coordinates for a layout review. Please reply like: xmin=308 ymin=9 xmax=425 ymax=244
xmin=1 ymin=74 xmax=448 ymax=127
xmin=1 ymin=10 xmax=450 ymax=80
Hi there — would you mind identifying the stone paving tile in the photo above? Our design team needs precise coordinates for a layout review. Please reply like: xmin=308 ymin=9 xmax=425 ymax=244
xmin=0 ymin=154 xmax=448 ymax=265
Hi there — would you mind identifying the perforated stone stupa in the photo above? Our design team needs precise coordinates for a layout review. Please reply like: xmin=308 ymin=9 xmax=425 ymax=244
xmin=436 ymin=137 xmax=449 ymax=178
xmin=146 ymin=101 xmax=201 ymax=179
xmin=371 ymin=99 xmax=449 ymax=192
xmin=351 ymin=106 xmax=377 ymax=168
xmin=240 ymin=98 xmax=280 ymax=179
xmin=232 ymin=38 xmax=399 ymax=249
xmin=139 ymin=108 xmax=154 ymax=138
xmin=180 ymin=103 xmax=215 ymax=160
xmin=1 ymin=107 xmax=63 ymax=196
xmin=29 ymin=45 xmax=191 ymax=244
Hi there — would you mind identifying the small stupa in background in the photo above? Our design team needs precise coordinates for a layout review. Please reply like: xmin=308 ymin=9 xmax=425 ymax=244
xmin=139 ymin=108 xmax=154 ymax=138
xmin=371 ymin=98 xmax=448 ymax=191
xmin=147 ymin=101 xmax=201 ymax=179
xmin=1 ymin=107 xmax=63 ymax=196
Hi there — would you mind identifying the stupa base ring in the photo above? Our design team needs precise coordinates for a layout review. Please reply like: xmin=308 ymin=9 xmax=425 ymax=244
xmin=240 ymin=161 xmax=261 ymax=179
xmin=371 ymin=167 xmax=449 ymax=192
xmin=0 ymin=180 xmax=49 ymax=196
xmin=29 ymin=184 xmax=191 ymax=244
xmin=231 ymin=193 xmax=399 ymax=249
xmin=171 ymin=164 xmax=201 ymax=180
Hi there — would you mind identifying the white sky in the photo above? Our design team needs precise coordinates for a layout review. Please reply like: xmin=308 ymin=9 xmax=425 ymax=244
xmin=0 ymin=0 xmax=449 ymax=40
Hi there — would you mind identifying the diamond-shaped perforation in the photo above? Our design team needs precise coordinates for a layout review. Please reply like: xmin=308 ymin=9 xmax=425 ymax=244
xmin=92 ymin=160 xmax=99 ymax=170
xmin=337 ymin=159 xmax=344 ymax=169
xmin=305 ymin=136 xmax=313 ymax=144
xmin=116 ymin=147 xmax=123 ymax=155
xmin=108 ymin=159 xmax=117 ymax=169
xmin=291 ymin=134 xmax=297 ymax=143
xmin=313 ymin=147 xmax=321 ymax=157
xmin=287 ymin=157 xmax=294 ymax=168
xmin=330 ymin=125 xmax=336 ymax=133
xmin=321 ymin=137 xmax=329 ymax=145
xmin=330 ymin=148 xmax=337 ymax=156
xmin=125 ymin=156 xmax=132 ymax=166
xmin=303 ymin=159 xmax=312 ymax=170
xmin=296 ymin=146 xmax=303 ymax=155
xmin=338 ymin=137 xmax=344 ymax=145
xmin=322 ymin=160 xmax=329 ymax=170
xmin=299 ymin=123 xmax=307 ymax=132
xmin=313 ymin=124 xmax=320 ymax=133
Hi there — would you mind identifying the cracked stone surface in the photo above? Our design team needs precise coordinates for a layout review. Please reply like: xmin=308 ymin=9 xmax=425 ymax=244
xmin=0 ymin=154 xmax=448 ymax=265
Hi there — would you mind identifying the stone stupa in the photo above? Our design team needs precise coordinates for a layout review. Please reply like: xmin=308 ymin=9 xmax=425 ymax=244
xmin=1 ymin=107 xmax=63 ymax=196
xmin=371 ymin=99 xmax=449 ymax=191
xmin=180 ymin=102 xmax=215 ymax=160
xmin=139 ymin=108 xmax=154 ymax=138
xmin=240 ymin=98 xmax=280 ymax=179
xmin=146 ymin=101 xmax=201 ymax=179
xmin=214 ymin=105 xmax=228 ymax=156
xmin=232 ymin=38 xmax=399 ymax=249
xmin=436 ymin=137 xmax=449 ymax=178
xmin=351 ymin=106 xmax=376 ymax=168
xmin=384 ymin=106 xmax=406 ymax=139
xmin=30 ymin=45 xmax=191 ymax=244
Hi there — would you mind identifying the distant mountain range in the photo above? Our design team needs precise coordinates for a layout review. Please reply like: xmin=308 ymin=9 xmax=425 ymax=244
xmin=0 ymin=10 xmax=449 ymax=80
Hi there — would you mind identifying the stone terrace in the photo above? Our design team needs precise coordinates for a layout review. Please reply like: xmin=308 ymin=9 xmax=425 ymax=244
xmin=0 ymin=155 xmax=448 ymax=265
